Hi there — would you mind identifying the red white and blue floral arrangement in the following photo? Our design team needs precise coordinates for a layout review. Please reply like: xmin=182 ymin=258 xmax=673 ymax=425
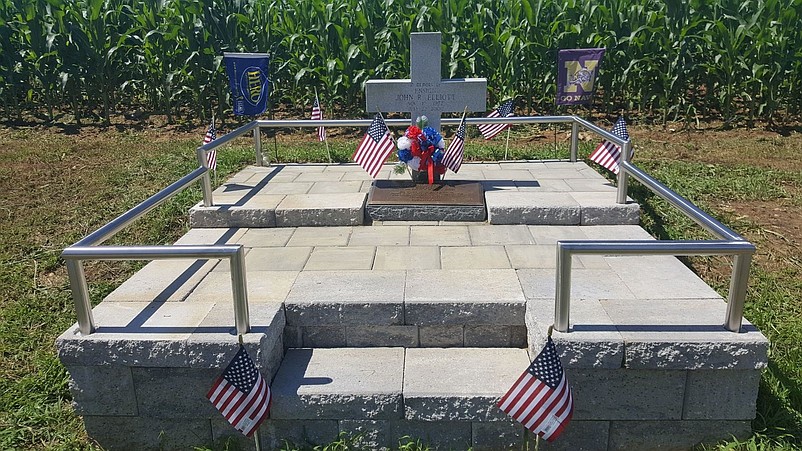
xmin=393 ymin=115 xmax=447 ymax=184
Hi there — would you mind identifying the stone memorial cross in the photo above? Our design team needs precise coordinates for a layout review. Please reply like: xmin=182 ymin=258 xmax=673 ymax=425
xmin=365 ymin=32 xmax=487 ymax=131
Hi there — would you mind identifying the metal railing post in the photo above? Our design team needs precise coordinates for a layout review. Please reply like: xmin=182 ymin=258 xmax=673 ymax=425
xmin=725 ymin=253 xmax=752 ymax=332
xmin=230 ymin=247 xmax=250 ymax=335
xmin=570 ymin=119 xmax=579 ymax=162
xmin=616 ymin=140 xmax=632 ymax=204
xmin=197 ymin=147 xmax=213 ymax=207
xmin=253 ymin=126 xmax=265 ymax=167
xmin=554 ymin=244 xmax=573 ymax=332
xmin=66 ymin=259 xmax=95 ymax=335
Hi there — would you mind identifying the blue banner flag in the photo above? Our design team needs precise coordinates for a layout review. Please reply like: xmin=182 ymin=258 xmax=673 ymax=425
xmin=556 ymin=48 xmax=605 ymax=105
xmin=223 ymin=53 xmax=270 ymax=116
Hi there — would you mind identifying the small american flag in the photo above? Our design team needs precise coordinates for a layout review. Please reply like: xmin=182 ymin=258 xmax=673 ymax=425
xmin=203 ymin=120 xmax=217 ymax=170
xmin=442 ymin=114 xmax=467 ymax=173
xmin=589 ymin=116 xmax=630 ymax=174
xmin=312 ymin=95 xmax=326 ymax=141
xmin=478 ymin=99 xmax=514 ymax=140
xmin=207 ymin=345 xmax=271 ymax=437
xmin=498 ymin=336 xmax=573 ymax=442
xmin=353 ymin=114 xmax=395 ymax=178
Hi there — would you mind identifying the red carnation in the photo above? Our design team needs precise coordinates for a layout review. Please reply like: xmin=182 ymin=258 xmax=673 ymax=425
xmin=406 ymin=126 xmax=422 ymax=140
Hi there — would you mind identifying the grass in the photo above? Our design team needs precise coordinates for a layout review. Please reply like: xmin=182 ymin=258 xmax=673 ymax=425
xmin=1 ymin=122 xmax=801 ymax=450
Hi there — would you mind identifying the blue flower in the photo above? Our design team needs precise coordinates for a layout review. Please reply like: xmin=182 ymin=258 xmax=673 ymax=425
xmin=433 ymin=149 xmax=444 ymax=163
xmin=423 ymin=126 xmax=442 ymax=144
xmin=397 ymin=149 xmax=413 ymax=162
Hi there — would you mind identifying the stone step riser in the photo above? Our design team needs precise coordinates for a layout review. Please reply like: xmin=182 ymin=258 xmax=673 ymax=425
xmin=284 ymin=324 xmax=527 ymax=348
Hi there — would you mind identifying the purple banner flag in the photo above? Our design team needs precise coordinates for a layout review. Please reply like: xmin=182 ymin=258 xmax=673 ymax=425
xmin=556 ymin=48 xmax=605 ymax=105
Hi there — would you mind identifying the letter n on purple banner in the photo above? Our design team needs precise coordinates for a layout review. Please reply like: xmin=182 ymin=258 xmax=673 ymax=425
xmin=556 ymin=48 xmax=605 ymax=106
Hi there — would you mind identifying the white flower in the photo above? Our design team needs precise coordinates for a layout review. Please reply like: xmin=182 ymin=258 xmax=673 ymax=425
xmin=437 ymin=138 xmax=445 ymax=149
xmin=408 ymin=156 xmax=421 ymax=171
xmin=397 ymin=136 xmax=412 ymax=150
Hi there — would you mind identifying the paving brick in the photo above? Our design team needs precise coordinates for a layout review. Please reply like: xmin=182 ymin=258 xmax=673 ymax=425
xmin=294 ymin=172 xmax=345 ymax=182
xmin=348 ymin=225 xmax=410 ymax=245
xmin=346 ymin=326 xmax=419 ymax=347
xmin=526 ymin=297 xmax=624 ymax=369
xmin=568 ymin=368 xmax=686 ymax=420
xmin=260 ymin=419 xmax=339 ymax=450
xmin=270 ymin=348 xmax=404 ymax=420
xmin=66 ymin=365 xmax=137 ymax=416
xmin=173 ymin=227 xmax=247 ymax=245
xmin=468 ymin=224 xmax=535 ymax=244
xmin=56 ymin=301 xmax=210 ymax=367
xmin=286 ymin=226 xmax=352 ymax=246
xmin=83 ymin=415 xmax=212 ymax=451
xmin=528 ymin=225 xmax=588 ymax=244
xmin=304 ymin=246 xmax=376 ymax=270
xmin=410 ymin=225 xmax=470 ymax=246
xmin=303 ymin=326 xmax=347 ymax=347
xmin=419 ymin=325 xmax=464 ymax=347
xmin=186 ymin=270 xmax=298 ymax=304
xmin=132 ymin=367 xmax=220 ymax=418
xmin=285 ymin=271 xmax=404 ymax=325
xmin=487 ymin=192 xmax=581 ymax=224
xmin=308 ymin=181 xmax=363 ymax=193
xmin=505 ymin=244 xmax=558 ymax=268
xmin=391 ymin=421 xmax=471 ymax=450
xmin=535 ymin=421 xmax=610 ymax=450
xmin=606 ymin=256 xmax=721 ymax=299
xmin=260 ymin=182 xmax=314 ymax=194
xmin=275 ymin=193 xmax=366 ymax=227
xmin=186 ymin=301 xmax=285 ymax=377
xmin=608 ymin=420 xmax=751 ymax=450
xmin=517 ymin=268 xmax=636 ymax=301
xmin=472 ymin=420 xmax=525 ymax=451
xmin=441 ymin=245 xmax=511 ymax=269
xmin=373 ymin=246 xmax=440 ymax=270
xmin=564 ymin=178 xmax=617 ymax=192
xmin=580 ymin=225 xmax=654 ymax=240
xmin=243 ymin=246 xmax=312 ymax=271
xmin=189 ymin=200 xmax=281 ymax=228
xmin=572 ymin=192 xmax=640 ymax=225
xmin=235 ymin=227 xmax=295 ymax=247
xmin=404 ymin=348 xmax=529 ymax=421
xmin=600 ymin=298 xmax=769 ymax=369
xmin=683 ymin=370 xmax=761 ymax=420
xmin=103 ymin=259 xmax=217 ymax=302
xmin=464 ymin=325 xmax=518 ymax=347
xmin=338 ymin=420 xmax=391 ymax=449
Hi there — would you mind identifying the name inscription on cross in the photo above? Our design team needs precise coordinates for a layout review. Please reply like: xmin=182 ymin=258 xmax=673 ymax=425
xmin=365 ymin=32 xmax=487 ymax=131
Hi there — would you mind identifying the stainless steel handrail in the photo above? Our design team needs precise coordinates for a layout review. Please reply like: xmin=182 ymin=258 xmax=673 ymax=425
xmin=554 ymin=240 xmax=754 ymax=333
xmin=62 ymin=161 xmax=251 ymax=336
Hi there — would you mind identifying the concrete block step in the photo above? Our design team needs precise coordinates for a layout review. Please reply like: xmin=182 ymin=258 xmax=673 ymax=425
xmin=265 ymin=347 xmax=530 ymax=450
xmin=282 ymin=269 xmax=527 ymax=348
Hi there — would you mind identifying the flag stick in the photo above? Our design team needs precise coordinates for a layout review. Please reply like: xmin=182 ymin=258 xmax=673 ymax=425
xmin=235 ymin=334 xmax=264 ymax=450
xmin=315 ymin=87 xmax=332 ymax=163
xmin=504 ymin=127 xmax=511 ymax=160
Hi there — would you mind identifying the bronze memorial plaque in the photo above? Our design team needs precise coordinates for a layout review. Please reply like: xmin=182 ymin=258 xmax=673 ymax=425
xmin=368 ymin=180 xmax=484 ymax=206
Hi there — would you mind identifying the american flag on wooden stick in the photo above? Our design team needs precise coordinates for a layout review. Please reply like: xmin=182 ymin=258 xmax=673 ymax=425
xmin=203 ymin=119 xmax=217 ymax=170
xmin=442 ymin=112 xmax=467 ymax=173
xmin=478 ymin=99 xmax=514 ymax=140
xmin=207 ymin=345 xmax=271 ymax=437
xmin=497 ymin=336 xmax=574 ymax=442
xmin=589 ymin=116 xmax=630 ymax=174
xmin=353 ymin=114 xmax=394 ymax=178
xmin=311 ymin=95 xmax=326 ymax=141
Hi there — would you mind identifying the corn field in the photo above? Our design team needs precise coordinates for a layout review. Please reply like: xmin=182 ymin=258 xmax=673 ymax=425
xmin=1 ymin=0 xmax=801 ymax=126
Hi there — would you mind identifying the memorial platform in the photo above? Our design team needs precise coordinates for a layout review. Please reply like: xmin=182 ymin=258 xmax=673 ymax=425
xmin=189 ymin=161 xmax=641 ymax=228
xmin=57 ymin=162 xmax=767 ymax=450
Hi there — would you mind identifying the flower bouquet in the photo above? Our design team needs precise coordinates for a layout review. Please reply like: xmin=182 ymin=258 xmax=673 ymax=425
xmin=394 ymin=116 xmax=447 ymax=184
